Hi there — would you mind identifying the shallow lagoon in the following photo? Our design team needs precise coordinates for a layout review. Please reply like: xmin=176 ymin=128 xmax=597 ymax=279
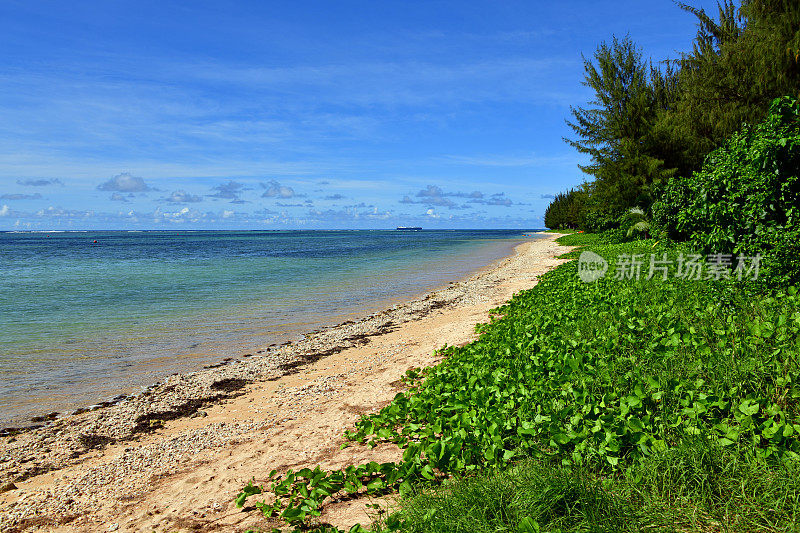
xmin=0 ymin=229 xmax=537 ymax=426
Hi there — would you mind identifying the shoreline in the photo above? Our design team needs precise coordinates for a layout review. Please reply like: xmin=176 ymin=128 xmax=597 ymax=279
xmin=0 ymin=232 xmax=570 ymax=533
xmin=1 ymin=235 xmax=525 ymax=431
xmin=0 ymin=235 xmax=524 ymax=435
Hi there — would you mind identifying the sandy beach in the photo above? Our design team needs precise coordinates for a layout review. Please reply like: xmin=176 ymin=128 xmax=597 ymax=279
xmin=0 ymin=233 xmax=570 ymax=533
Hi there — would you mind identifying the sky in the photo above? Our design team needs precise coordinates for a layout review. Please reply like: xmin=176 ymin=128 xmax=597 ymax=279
xmin=0 ymin=0 xmax=722 ymax=230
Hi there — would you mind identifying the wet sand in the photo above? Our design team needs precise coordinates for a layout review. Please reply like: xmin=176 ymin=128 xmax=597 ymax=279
xmin=0 ymin=232 xmax=570 ymax=533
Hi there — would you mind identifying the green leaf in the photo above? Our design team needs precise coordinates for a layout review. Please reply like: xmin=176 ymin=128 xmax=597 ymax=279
xmin=738 ymin=400 xmax=760 ymax=416
xmin=366 ymin=478 xmax=385 ymax=492
xmin=420 ymin=464 xmax=436 ymax=480
xmin=399 ymin=480 xmax=413 ymax=497
xmin=627 ymin=417 xmax=645 ymax=433
xmin=552 ymin=433 xmax=570 ymax=446
xmin=518 ymin=516 xmax=540 ymax=533
xmin=281 ymin=506 xmax=304 ymax=520
xmin=235 ymin=481 xmax=262 ymax=508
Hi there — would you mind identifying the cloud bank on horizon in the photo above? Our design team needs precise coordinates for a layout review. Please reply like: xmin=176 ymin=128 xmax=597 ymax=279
xmin=0 ymin=0 xmax=718 ymax=229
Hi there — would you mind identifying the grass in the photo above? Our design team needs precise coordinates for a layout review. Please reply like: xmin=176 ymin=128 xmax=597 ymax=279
xmin=374 ymin=459 xmax=635 ymax=533
xmin=553 ymin=231 xmax=599 ymax=248
xmin=381 ymin=442 xmax=800 ymax=532
xmin=238 ymin=232 xmax=800 ymax=532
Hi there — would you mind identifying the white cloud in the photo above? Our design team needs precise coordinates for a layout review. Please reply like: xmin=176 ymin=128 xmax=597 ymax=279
xmin=1 ymin=193 xmax=43 ymax=200
xmin=469 ymin=193 xmax=514 ymax=207
xmin=0 ymin=205 xmax=8 ymax=216
xmin=34 ymin=206 xmax=93 ymax=218
xmin=400 ymin=185 xmax=484 ymax=209
xmin=261 ymin=180 xmax=301 ymax=199
xmin=16 ymin=178 xmax=62 ymax=187
xmin=97 ymin=172 xmax=153 ymax=192
xmin=165 ymin=190 xmax=202 ymax=203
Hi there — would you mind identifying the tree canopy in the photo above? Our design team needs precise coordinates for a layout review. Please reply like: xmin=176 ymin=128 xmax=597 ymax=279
xmin=548 ymin=0 xmax=800 ymax=234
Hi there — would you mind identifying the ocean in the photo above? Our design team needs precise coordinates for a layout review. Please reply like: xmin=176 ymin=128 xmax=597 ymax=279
xmin=0 ymin=229 xmax=540 ymax=427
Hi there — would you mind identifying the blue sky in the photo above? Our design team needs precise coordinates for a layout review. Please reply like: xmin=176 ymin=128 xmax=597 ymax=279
xmin=0 ymin=0 xmax=720 ymax=230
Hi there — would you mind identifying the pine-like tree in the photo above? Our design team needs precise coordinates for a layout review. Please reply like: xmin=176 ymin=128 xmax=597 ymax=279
xmin=564 ymin=36 xmax=674 ymax=221
xmin=543 ymin=189 xmax=586 ymax=229
xmin=657 ymin=0 xmax=800 ymax=172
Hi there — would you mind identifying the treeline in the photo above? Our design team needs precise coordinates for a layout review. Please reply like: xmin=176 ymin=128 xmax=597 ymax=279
xmin=547 ymin=1 xmax=800 ymax=282
xmin=543 ymin=189 xmax=583 ymax=229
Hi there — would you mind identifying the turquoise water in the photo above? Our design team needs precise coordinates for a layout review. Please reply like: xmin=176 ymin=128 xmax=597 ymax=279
xmin=0 ymin=229 xmax=540 ymax=426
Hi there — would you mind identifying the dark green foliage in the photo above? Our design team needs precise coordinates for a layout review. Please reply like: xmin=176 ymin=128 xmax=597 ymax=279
xmin=655 ymin=1 xmax=749 ymax=173
xmin=555 ymin=232 xmax=599 ymax=248
xmin=565 ymin=36 xmax=674 ymax=218
xmin=579 ymin=205 xmax=624 ymax=234
xmin=658 ymin=1 xmax=800 ymax=173
xmin=649 ymin=178 xmax=692 ymax=241
xmin=543 ymin=189 xmax=585 ymax=230
xmin=592 ymin=208 xmax=651 ymax=244
xmin=565 ymin=1 xmax=800 ymax=233
xmin=743 ymin=0 xmax=800 ymax=89
xmin=652 ymin=96 xmax=800 ymax=285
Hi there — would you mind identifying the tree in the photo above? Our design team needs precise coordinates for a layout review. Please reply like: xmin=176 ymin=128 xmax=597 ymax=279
xmin=564 ymin=36 xmax=674 ymax=226
xmin=561 ymin=1 xmax=800 ymax=235
xmin=657 ymin=0 xmax=800 ymax=173
xmin=543 ymin=189 xmax=586 ymax=229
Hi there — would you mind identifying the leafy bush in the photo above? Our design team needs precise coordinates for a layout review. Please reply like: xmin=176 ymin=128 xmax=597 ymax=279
xmin=593 ymin=208 xmax=652 ymax=245
xmin=650 ymin=178 xmax=691 ymax=241
xmin=652 ymin=96 xmax=800 ymax=285
xmin=580 ymin=205 xmax=623 ymax=234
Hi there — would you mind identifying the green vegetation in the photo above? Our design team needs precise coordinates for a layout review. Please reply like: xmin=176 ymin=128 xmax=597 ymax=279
xmin=543 ymin=190 xmax=585 ymax=230
xmin=236 ymin=3 xmax=800 ymax=530
xmin=549 ymin=0 xmax=800 ymax=236
xmin=652 ymin=96 xmax=800 ymax=286
xmin=542 ymin=229 xmax=578 ymax=234
xmin=564 ymin=35 xmax=674 ymax=222
xmin=375 ymin=450 xmax=800 ymax=533
xmin=237 ymin=233 xmax=800 ymax=532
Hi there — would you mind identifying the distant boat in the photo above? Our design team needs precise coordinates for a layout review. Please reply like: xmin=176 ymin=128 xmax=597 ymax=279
xmin=396 ymin=226 xmax=422 ymax=231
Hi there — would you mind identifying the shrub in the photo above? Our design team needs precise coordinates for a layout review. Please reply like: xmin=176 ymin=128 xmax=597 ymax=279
xmin=652 ymin=96 xmax=800 ymax=285
xmin=580 ymin=205 xmax=622 ymax=234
